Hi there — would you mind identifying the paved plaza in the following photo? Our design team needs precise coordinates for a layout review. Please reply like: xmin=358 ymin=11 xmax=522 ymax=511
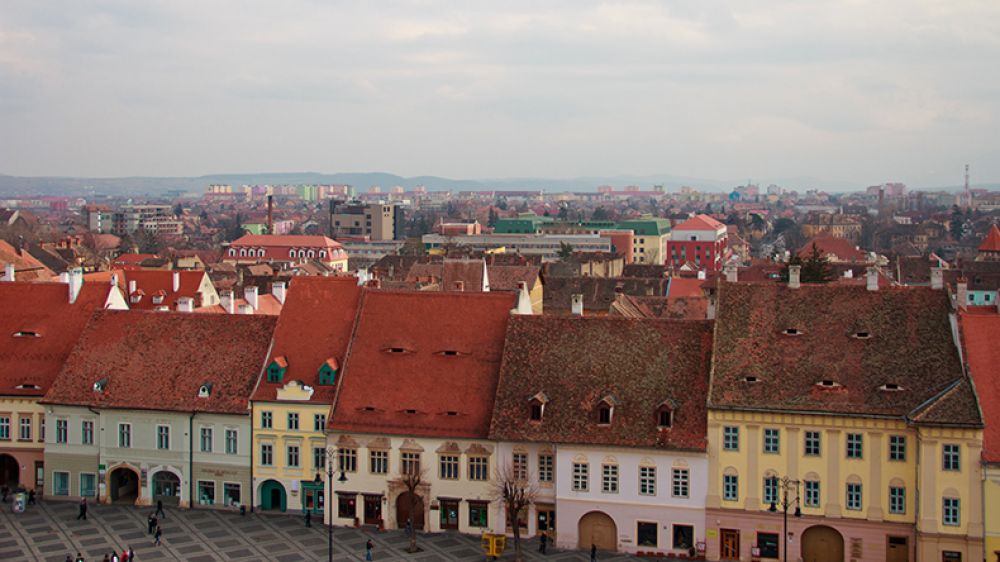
xmin=0 ymin=500 xmax=652 ymax=561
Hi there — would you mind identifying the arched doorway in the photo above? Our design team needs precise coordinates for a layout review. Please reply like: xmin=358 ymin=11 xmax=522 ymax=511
xmin=395 ymin=492 xmax=424 ymax=531
xmin=259 ymin=480 xmax=286 ymax=512
xmin=0 ymin=454 xmax=18 ymax=487
xmin=802 ymin=525 xmax=844 ymax=562
xmin=110 ymin=467 xmax=139 ymax=503
xmin=578 ymin=511 xmax=617 ymax=551
xmin=152 ymin=471 xmax=181 ymax=506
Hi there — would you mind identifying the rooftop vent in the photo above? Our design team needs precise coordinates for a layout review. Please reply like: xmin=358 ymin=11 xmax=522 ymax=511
xmin=93 ymin=378 xmax=109 ymax=393
xmin=15 ymin=383 xmax=41 ymax=390
xmin=386 ymin=347 xmax=408 ymax=354
xmin=852 ymin=331 xmax=871 ymax=339
xmin=404 ymin=408 xmax=418 ymax=414
xmin=784 ymin=328 xmax=803 ymax=336
xmin=816 ymin=379 xmax=841 ymax=388
xmin=198 ymin=383 xmax=213 ymax=398
xmin=362 ymin=406 xmax=376 ymax=412
xmin=744 ymin=376 xmax=760 ymax=383
xmin=445 ymin=411 xmax=459 ymax=416
xmin=13 ymin=331 xmax=41 ymax=338
xmin=879 ymin=383 xmax=904 ymax=391
xmin=439 ymin=350 xmax=460 ymax=357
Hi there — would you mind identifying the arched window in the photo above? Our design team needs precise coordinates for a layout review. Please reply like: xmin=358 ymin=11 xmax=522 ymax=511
xmin=289 ymin=249 xmax=296 ymax=258
xmin=228 ymin=249 xmax=236 ymax=256
xmin=239 ymin=249 xmax=247 ymax=257
xmin=258 ymin=249 xmax=266 ymax=257
xmin=656 ymin=400 xmax=675 ymax=428
xmin=307 ymin=250 xmax=315 ymax=258
xmin=597 ymin=397 xmax=615 ymax=425
xmin=319 ymin=250 xmax=327 ymax=258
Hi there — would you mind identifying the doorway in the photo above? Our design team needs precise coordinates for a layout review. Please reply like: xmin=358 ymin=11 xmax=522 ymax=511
xmin=0 ymin=454 xmax=18 ymax=487
xmin=259 ymin=480 xmax=287 ymax=511
xmin=363 ymin=494 xmax=382 ymax=525
xmin=577 ymin=511 xmax=617 ymax=552
xmin=109 ymin=467 xmax=139 ymax=503
xmin=801 ymin=525 xmax=845 ymax=562
xmin=536 ymin=505 xmax=555 ymax=536
xmin=395 ymin=492 xmax=424 ymax=531
xmin=152 ymin=471 xmax=181 ymax=506
xmin=440 ymin=499 xmax=459 ymax=530
xmin=720 ymin=529 xmax=740 ymax=560
xmin=887 ymin=536 xmax=909 ymax=562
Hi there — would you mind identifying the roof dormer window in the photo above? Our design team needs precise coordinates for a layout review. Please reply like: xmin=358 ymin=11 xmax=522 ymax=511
xmin=267 ymin=357 xmax=288 ymax=383
xmin=403 ymin=408 xmax=418 ymax=414
xmin=93 ymin=378 xmax=108 ymax=393
xmin=852 ymin=331 xmax=871 ymax=339
xmin=15 ymin=383 xmax=41 ymax=390
xmin=743 ymin=375 xmax=759 ymax=383
xmin=198 ymin=383 xmax=213 ymax=398
xmin=657 ymin=406 xmax=673 ymax=428
xmin=879 ymin=383 xmax=904 ymax=392
xmin=597 ymin=396 xmax=616 ymax=425
xmin=12 ymin=331 xmax=41 ymax=338
xmin=438 ymin=350 xmax=460 ymax=357
xmin=784 ymin=328 xmax=803 ymax=336
xmin=528 ymin=391 xmax=549 ymax=422
xmin=152 ymin=295 xmax=164 ymax=305
xmin=816 ymin=379 xmax=841 ymax=388
xmin=445 ymin=411 xmax=459 ymax=417
xmin=385 ymin=347 xmax=409 ymax=354
xmin=318 ymin=358 xmax=338 ymax=385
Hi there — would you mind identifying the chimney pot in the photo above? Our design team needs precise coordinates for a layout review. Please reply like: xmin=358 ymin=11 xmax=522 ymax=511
xmin=68 ymin=267 xmax=83 ymax=304
xmin=172 ymin=270 xmax=180 ymax=292
xmin=930 ymin=267 xmax=943 ymax=290
xmin=866 ymin=266 xmax=879 ymax=291
xmin=956 ymin=279 xmax=968 ymax=310
xmin=128 ymin=279 xmax=137 ymax=294
xmin=513 ymin=281 xmax=533 ymax=315
xmin=571 ymin=293 xmax=584 ymax=316
xmin=788 ymin=265 xmax=801 ymax=289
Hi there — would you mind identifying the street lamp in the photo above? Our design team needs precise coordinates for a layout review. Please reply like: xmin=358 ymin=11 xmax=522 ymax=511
xmin=767 ymin=475 xmax=802 ymax=562
xmin=315 ymin=447 xmax=347 ymax=562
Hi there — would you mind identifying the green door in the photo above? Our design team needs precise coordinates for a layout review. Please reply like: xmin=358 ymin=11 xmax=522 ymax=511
xmin=260 ymin=480 xmax=286 ymax=512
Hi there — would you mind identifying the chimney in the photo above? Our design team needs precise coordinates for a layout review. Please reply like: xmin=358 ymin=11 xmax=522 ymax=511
xmin=3 ymin=263 xmax=13 ymax=282
xmin=267 ymin=195 xmax=274 ymax=235
xmin=128 ymin=279 xmax=137 ymax=295
xmin=788 ymin=265 xmax=801 ymax=289
xmin=172 ymin=270 xmax=180 ymax=292
xmin=866 ymin=266 xmax=879 ymax=291
xmin=272 ymin=281 xmax=287 ymax=305
xmin=244 ymin=285 xmax=259 ymax=310
xmin=68 ymin=267 xmax=83 ymax=304
xmin=454 ymin=280 xmax=465 ymax=292
xmin=368 ymin=278 xmax=381 ymax=289
xmin=724 ymin=263 xmax=737 ymax=283
xmin=697 ymin=270 xmax=706 ymax=280
xmin=513 ymin=281 xmax=533 ymax=315
xmin=110 ymin=272 xmax=118 ymax=287
xmin=221 ymin=290 xmax=235 ymax=314
xmin=176 ymin=297 xmax=194 ymax=313
xmin=706 ymin=293 xmax=717 ymax=320
xmin=956 ymin=279 xmax=968 ymax=310
xmin=238 ymin=303 xmax=254 ymax=315
xmin=59 ymin=272 xmax=70 ymax=284
xmin=571 ymin=293 xmax=584 ymax=316
xmin=329 ymin=199 xmax=336 ymax=238
xmin=930 ymin=267 xmax=943 ymax=290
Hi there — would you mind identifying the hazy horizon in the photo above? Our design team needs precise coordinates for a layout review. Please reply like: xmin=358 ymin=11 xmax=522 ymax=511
xmin=1 ymin=1 xmax=998 ymax=187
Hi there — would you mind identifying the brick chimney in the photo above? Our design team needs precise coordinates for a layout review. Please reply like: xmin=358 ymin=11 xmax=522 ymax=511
xmin=176 ymin=297 xmax=194 ymax=313
xmin=956 ymin=279 xmax=968 ymax=310
xmin=3 ymin=263 xmax=13 ymax=282
xmin=272 ymin=281 xmax=287 ymax=305
xmin=238 ymin=303 xmax=254 ymax=315
xmin=454 ymin=281 xmax=465 ymax=292
xmin=571 ymin=294 xmax=584 ymax=316
xmin=724 ymin=263 xmax=737 ymax=283
xmin=788 ymin=265 xmax=801 ymax=289
xmin=128 ymin=279 xmax=137 ymax=295
xmin=244 ymin=286 xmax=259 ymax=310
xmin=172 ymin=271 xmax=180 ymax=292
xmin=221 ymin=290 xmax=235 ymax=314
xmin=866 ymin=266 xmax=879 ymax=292
xmin=68 ymin=267 xmax=83 ymax=304
xmin=930 ymin=267 xmax=943 ymax=290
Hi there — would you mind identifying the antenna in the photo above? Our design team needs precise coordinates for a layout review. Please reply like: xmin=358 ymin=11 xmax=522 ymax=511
xmin=964 ymin=164 xmax=971 ymax=209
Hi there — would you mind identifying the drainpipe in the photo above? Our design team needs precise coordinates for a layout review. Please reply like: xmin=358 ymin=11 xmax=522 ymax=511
xmin=189 ymin=413 xmax=195 ymax=509
xmin=87 ymin=406 xmax=101 ymax=502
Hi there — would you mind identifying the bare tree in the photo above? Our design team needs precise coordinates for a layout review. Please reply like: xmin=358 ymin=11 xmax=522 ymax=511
xmin=491 ymin=462 xmax=539 ymax=562
xmin=397 ymin=465 xmax=427 ymax=553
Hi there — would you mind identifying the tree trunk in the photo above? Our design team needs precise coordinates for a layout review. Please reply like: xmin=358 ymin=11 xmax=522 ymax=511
xmin=510 ymin=508 xmax=523 ymax=561
xmin=408 ymin=496 xmax=418 ymax=552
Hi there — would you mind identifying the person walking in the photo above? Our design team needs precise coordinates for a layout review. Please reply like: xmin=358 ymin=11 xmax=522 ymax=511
xmin=539 ymin=531 xmax=548 ymax=554
xmin=28 ymin=489 xmax=36 ymax=505
xmin=74 ymin=553 xmax=85 ymax=562
xmin=155 ymin=500 xmax=165 ymax=519
xmin=153 ymin=525 xmax=162 ymax=547
xmin=120 ymin=548 xmax=128 ymax=561
xmin=590 ymin=543 xmax=597 ymax=562
xmin=365 ymin=539 xmax=374 ymax=561
xmin=77 ymin=498 xmax=87 ymax=520
xmin=65 ymin=556 xmax=73 ymax=562
xmin=305 ymin=510 xmax=311 ymax=528
xmin=101 ymin=555 xmax=109 ymax=562
xmin=127 ymin=546 xmax=134 ymax=561
xmin=110 ymin=552 xmax=119 ymax=562
xmin=147 ymin=513 xmax=155 ymax=534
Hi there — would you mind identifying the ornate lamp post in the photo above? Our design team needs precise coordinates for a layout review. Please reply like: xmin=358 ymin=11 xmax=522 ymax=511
xmin=315 ymin=447 xmax=347 ymax=562
xmin=768 ymin=475 xmax=802 ymax=562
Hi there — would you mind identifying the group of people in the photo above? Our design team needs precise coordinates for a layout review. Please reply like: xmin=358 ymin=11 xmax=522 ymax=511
xmin=147 ymin=501 xmax=166 ymax=546
xmin=65 ymin=549 xmax=132 ymax=562
xmin=0 ymin=485 xmax=36 ymax=505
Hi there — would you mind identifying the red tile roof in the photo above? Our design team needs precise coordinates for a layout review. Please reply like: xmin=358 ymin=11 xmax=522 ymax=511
xmin=0 ymin=282 xmax=111 ymax=396
xmin=797 ymin=236 xmax=867 ymax=263
xmin=42 ymin=311 xmax=276 ymax=414
xmin=959 ymin=312 xmax=1000 ymax=463
xmin=667 ymin=277 xmax=705 ymax=299
xmin=122 ymin=270 xmax=209 ymax=310
xmin=0 ymin=240 xmax=55 ymax=282
xmin=489 ymin=316 xmax=713 ymax=451
xmin=673 ymin=214 xmax=725 ymax=231
xmin=329 ymin=290 xmax=516 ymax=439
xmin=711 ymin=283 xmax=981 ymax=425
xmin=978 ymin=224 xmax=1000 ymax=253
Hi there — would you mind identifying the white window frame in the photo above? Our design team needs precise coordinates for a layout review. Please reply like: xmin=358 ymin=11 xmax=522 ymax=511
xmin=639 ymin=466 xmax=656 ymax=496
xmin=601 ymin=464 xmax=619 ymax=493
xmin=156 ymin=425 xmax=170 ymax=450
xmin=225 ymin=428 xmax=238 ymax=455
xmin=572 ymin=462 xmax=589 ymax=492
xmin=119 ymin=423 xmax=132 ymax=448
xmin=200 ymin=427 xmax=213 ymax=453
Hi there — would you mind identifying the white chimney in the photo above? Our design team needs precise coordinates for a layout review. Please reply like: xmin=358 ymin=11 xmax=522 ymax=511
xmin=176 ymin=297 xmax=194 ymax=313
xmin=697 ymin=270 xmax=706 ymax=280
xmin=128 ymin=279 xmax=137 ymax=295
xmin=956 ymin=280 xmax=968 ymax=310
xmin=110 ymin=272 xmax=119 ymax=287
xmin=238 ymin=303 xmax=254 ymax=315
xmin=221 ymin=290 xmax=235 ymax=314
xmin=59 ymin=272 xmax=70 ymax=284
xmin=172 ymin=271 xmax=180 ymax=292
xmin=272 ymin=281 xmax=287 ymax=305
xmin=843 ymin=269 xmax=854 ymax=279
xmin=513 ymin=281 xmax=532 ymax=315
xmin=571 ymin=293 xmax=584 ymax=316
xmin=68 ymin=267 xmax=83 ymax=304
xmin=3 ymin=263 xmax=13 ymax=282
xmin=788 ymin=265 xmax=801 ymax=289
xmin=706 ymin=294 xmax=717 ymax=320
xmin=454 ymin=281 xmax=465 ymax=292
xmin=866 ymin=266 xmax=879 ymax=292
xmin=244 ymin=286 xmax=259 ymax=310
xmin=724 ymin=263 xmax=737 ymax=283
xmin=930 ymin=267 xmax=943 ymax=290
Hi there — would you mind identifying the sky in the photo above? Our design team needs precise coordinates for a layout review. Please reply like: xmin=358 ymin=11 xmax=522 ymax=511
xmin=1 ymin=0 xmax=998 ymax=188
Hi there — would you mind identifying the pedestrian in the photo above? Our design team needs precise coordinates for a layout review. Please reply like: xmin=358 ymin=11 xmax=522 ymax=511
xmin=77 ymin=498 xmax=87 ymax=520
xmin=365 ymin=538 xmax=373 ymax=561
xmin=121 ymin=548 xmax=129 ymax=561
xmin=1 ymin=485 xmax=8 ymax=502
xmin=539 ymin=531 xmax=548 ymax=554
xmin=155 ymin=499 xmax=165 ymax=519
xmin=128 ymin=546 xmax=134 ymax=561
xmin=147 ymin=513 xmax=155 ymax=534
xmin=74 ymin=552 xmax=85 ymax=562
xmin=28 ymin=489 xmax=36 ymax=505
xmin=110 ymin=552 xmax=119 ymax=562
xmin=154 ymin=525 xmax=162 ymax=547
xmin=590 ymin=543 xmax=597 ymax=562
xmin=65 ymin=556 xmax=73 ymax=562
xmin=405 ymin=517 xmax=412 ymax=536
xmin=305 ymin=510 xmax=311 ymax=528
xmin=102 ymin=555 xmax=109 ymax=562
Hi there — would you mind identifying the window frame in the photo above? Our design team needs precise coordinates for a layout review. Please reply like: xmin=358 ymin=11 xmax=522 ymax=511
xmin=846 ymin=433 xmax=863 ymax=459
xmin=601 ymin=463 xmax=619 ymax=494
xmin=200 ymin=427 xmax=213 ymax=453
xmin=156 ymin=424 xmax=170 ymax=450
xmin=572 ymin=462 xmax=589 ymax=492
xmin=846 ymin=482 xmax=863 ymax=511
xmin=943 ymin=444 xmax=961 ymax=471
xmin=763 ymin=428 xmax=780 ymax=454
xmin=723 ymin=426 xmax=740 ymax=451
xmin=672 ymin=468 xmax=690 ymax=498
xmin=889 ymin=486 xmax=906 ymax=514
xmin=468 ymin=455 xmax=488 ymax=481
xmin=370 ymin=450 xmax=389 ymax=475
xmin=56 ymin=419 xmax=69 ymax=444
xmin=943 ymin=497 xmax=960 ymax=526
xmin=118 ymin=422 xmax=132 ymax=448
xmin=723 ymin=474 xmax=739 ymax=501
xmin=804 ymin=431 xmax=821 ymax=456
xmin=804 ymin=480 xmax=820 ymax=507
xmin=889 ymin=435 xmax=906 ymax=461
xmin=439 ymin=454 xmax=460 ymax=480
xmin=639 ymin=465 xmax=656 ymax=496
xmin=538 ymin=453 xmax=553 ymax=483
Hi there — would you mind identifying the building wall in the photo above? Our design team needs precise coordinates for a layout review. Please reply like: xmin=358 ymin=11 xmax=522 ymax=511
xmin=984 ymin=464 xmax=1000 ymax=562
xmin=0 ymin=396 xmax=45 ymax=491
xmin=494 ymin=441 xmax=557 ymax=539
xmin=251 ymin=399 xmax=331 ymax=513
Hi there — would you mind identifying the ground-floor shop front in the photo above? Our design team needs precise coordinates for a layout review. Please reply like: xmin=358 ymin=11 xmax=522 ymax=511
xmin=0 ymin=447 xmax=43 ymax=492
xmin=556 ymin=497 xmax=704 ymax=557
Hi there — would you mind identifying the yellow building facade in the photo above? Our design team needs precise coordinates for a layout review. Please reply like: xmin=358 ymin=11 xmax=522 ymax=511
xmin=0 ymin=397 xmax=44 ymax=491
xmin=985 ymin=464 xmax=1000 ymax=562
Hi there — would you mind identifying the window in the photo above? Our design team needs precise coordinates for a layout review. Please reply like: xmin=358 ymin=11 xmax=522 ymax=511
xmin=56 ymin=419 xmax=68 ymax=444
xmin=313 ymin=447 xmax=326 ymax=470
xmin=338 ymin=494 xmax=356 ymax=518
xmin=804 ymin=480 xmax=820 ymax=507
xmin=266 ymin=361 xmax=285 ymax=383
xmin=80 ymin=473 xmax=96 ymax=497
xmin=469 ymin=456 xmax=488 ymax=481
xmin=53 ymin=471 xmax=69 ymax=496
xmin=261 ymin=411 xmax=273 ymax=429
xmin=338 ymin=448 xmax=357 ymax=472
xmin=469 ymin=502 xmax=489 ymax=528
xmin=672 ymin=468 xmax=689 ymax=498
xmin=38 ymin=415 xmax=44 ymax=441
xmin=287 ymin=412 xmax=299 ymax=431
xmin=723 ymin=426 xmax=740 ymax=450
xmin=673 ymin=524 xmax=694 ymax=550
xmin=440 ymin=455 xmax=459 ymax=480
xmin=529 ymin=401 xmax=543 ymax=421
xmin=598 ymin=403 xmax=612 ymax=425
xmin=889 ymin=435 xmax=906 ymax=461
xmin=513 ymin=453 xmax=528 ymax=480
xmin=157 ymin=425 xmax=170 ymax=450
xmin=657 ymin=406 xmax=672 ymax=428
xmin=943 ymin=444 xmax=961 ymax=471
xmin=119 ymin=423 xmax=131 ymax=448
xmin=82 ymin=421 xmax=93 ymax=445
xmin=0 ymin=416 xmax=8 ymax=440
xmin=763 ymin=476 xmax=778 ymax=505
xmin=723 ymin=474 xmax=739 ymax=501
xmin=225 ymin=429 xmax=238 ymax=455
xmin=846 ymin=482 xmax=863 ymax=511
xmin=639 ymin=466 xmax=656 ymax=496
xmin=200 ymin=427 xmax=213 ymax=453
xmin=224 ymin=483 xmax=241 ymax=507
xmin=19 ymin=417 xmax=31 ymax=441
xmin=637 ymin=522 xmax=658 ymax=548
xmin=846 ymin=433 xmax=863 ymax=459
xmin=943 ymin=497 xmax=960 ymax=526
xmin=889 ymin=486 xmax=906 ymax=514
xmin=287 ymin=445 xmax=300 ymax=467
xmin=538 ymin=454 xmax=553 ymax=483
xmin=758 ymin=533 xmax=779 ymax=558
xmin=313 ymin=414 xmax=326 ymax=431
xmin=370 ymin=450 xmax=388 ymax=474
xmin=572 ymin=462 xmax=589 ymax=491
xmin=763 ymin=428 xmax=780 ymax=454
xmin=401 ymin=452 xmax=420 ymax=475
xmin=602 ymin=464 xmax=619 ymax=493
xmin=261 ymin=444 xmax=273 ymax=465
xmin=198 ymin=481 xmax=216 ymax=506
xmin=804 ymin=431 xmax=821 ymax=456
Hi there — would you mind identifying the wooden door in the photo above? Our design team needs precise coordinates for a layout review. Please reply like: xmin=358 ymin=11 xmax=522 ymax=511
xmin=440 ymin=499 xmax=459 ymax=530
xmin=801 ymin=526 xmax=844 ymax=562
xmin=364 ymin=495 xmax=382 ymax=525
xmin=886 ymin=536 xmax=908 ymax=562
xmin=720 ymin=529 xmax=740 ymax=560
xmin=578 ymin=511 xmax=616 ymax=551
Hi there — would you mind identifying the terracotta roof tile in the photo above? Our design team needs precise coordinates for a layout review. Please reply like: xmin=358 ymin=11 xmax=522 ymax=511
xmin=959 ymin=312 xmax=1000 ymax=462
xmin=673 ymin=214 xmax=725 ymax=231
xmin=122 ymin=270 xmax=210 ymax=310
xmin=797 ymin=236 xmax=867 ymax=263
xmin=489 ymin=316 xmax=713 ymax=451
xmin=978 ymin=224 xmax=1000 ymax=253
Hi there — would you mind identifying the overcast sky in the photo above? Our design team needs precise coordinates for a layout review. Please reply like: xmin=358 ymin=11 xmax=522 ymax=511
xmin=1 ymin=1 xmax=998 ymax=187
